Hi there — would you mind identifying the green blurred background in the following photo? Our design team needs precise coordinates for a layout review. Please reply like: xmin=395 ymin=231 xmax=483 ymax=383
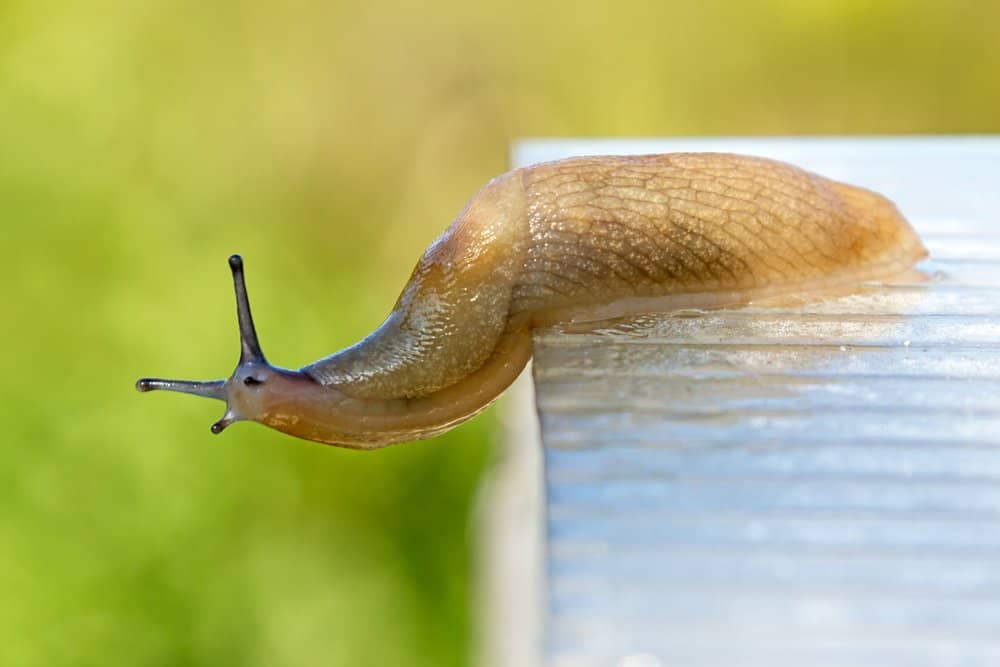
xmin=1 ymin=1 xmax=998 ymax=665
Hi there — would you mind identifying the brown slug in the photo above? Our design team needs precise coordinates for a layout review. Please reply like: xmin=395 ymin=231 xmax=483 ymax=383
xmin=136 ymin=153 xmax=927 ymax=449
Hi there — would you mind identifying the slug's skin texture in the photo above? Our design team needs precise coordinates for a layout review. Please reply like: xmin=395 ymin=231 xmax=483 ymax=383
xmin=137 ymin=153 xmax=927 ymax=449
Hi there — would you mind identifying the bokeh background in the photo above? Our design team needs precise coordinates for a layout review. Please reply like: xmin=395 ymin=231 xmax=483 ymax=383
xmin=2 ymin=1 xmax=999 ymax=665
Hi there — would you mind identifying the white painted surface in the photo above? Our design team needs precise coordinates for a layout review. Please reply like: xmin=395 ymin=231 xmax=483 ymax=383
xmin=478 ymin=369 xmax=545 ymax=667
xmin=507 ymin=137 xmax=1000 ymax=667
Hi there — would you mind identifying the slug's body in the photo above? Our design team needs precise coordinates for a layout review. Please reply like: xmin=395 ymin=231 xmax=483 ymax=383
xmin=138 ymin=153 xmax=927 ymax=449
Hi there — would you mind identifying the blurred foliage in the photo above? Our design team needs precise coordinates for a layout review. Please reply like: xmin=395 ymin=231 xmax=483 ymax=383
xmin=0 ymin=0 xmax=998 ymax=665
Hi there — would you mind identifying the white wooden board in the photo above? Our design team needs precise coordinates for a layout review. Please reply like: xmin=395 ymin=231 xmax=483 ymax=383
xmin=505 ymin=137 xmax=1000 ymax=667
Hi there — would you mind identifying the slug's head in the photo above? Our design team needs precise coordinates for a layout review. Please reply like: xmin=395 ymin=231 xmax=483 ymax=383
xmin=136 ymin=255 xmax=318 ymax=437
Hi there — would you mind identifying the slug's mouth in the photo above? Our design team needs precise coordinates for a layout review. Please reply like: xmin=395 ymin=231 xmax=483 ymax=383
xmin=136 ymin=254 xmax=278 ymax=435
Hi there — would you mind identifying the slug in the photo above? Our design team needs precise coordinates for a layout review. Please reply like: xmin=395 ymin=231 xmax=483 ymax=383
xmin=137 ymin=153 xmax=927 ymax=449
